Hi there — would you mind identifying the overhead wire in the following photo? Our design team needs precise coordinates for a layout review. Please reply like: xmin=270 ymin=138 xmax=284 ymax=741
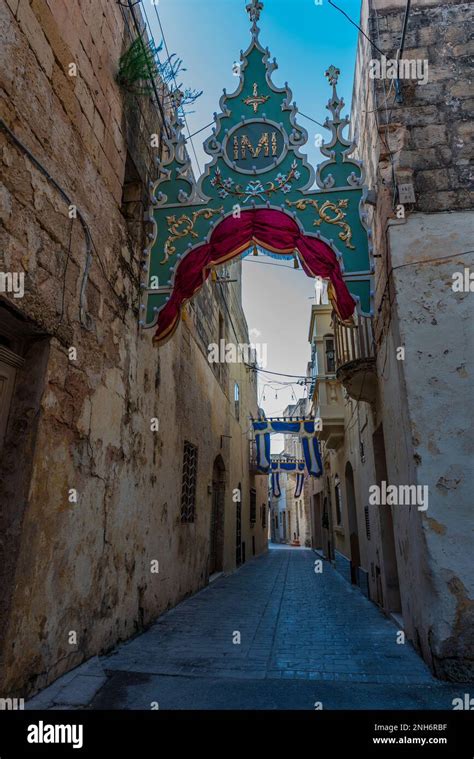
xmin=243 ymin=258 xmax=302 ymax=271
xmin=182 ymin=110 xmax=331 ymax=146
xmin=328 ymin=0 xmax=385 ymax=56
xmin=151 ymin=0 xmax=202 ymax=174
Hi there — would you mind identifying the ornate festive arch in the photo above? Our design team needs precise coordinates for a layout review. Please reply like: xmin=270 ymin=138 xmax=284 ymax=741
xmin=141 ymin=0 xmax=373 ymax=345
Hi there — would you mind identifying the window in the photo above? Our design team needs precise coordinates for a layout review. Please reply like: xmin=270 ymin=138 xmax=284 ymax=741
xmin=216 ymin=311 xmax=225 ymax=382
xmin=250 ymin=488 xmax=256 ymax=524
xmin=322 ymin=497 xmax=329 ymax=529
xmin=236 ymin=483 xmax=242 ymax=565
xmin=261 ymin=503 xmax=266 ymax=528
xmin=325 ymin=336 xmax=336 ymax=374
xmin=234 ymin=382 xmax=240 ymax=421
xmin=180 ymin=441 xmax=198 ymax=523
xmin=334 ymin=474 xmax=343 ymax=526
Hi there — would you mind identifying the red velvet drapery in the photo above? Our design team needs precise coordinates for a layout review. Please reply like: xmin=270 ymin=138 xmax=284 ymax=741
xmin=153 ymin=209 xmax=356 ymax=344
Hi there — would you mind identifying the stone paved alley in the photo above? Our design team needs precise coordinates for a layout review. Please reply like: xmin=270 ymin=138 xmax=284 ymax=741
xmin=27 ymin=547 xmax=464 ymax=710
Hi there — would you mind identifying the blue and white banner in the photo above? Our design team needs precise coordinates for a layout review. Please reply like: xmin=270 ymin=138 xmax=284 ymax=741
xmin=269 ymin=463 xmax=305 ymax=499
xmin=270 ymin=460 xmax=305 ymax=473
xmin=295 ymin=472 xmax=305 ymax=498
xmin=253 ymin=420 xmax=271 ymax=472
xmin=301 ymin=434 xmax=323 ymax=477
xmin=271 ymin=472 xmax=281 ymax=498
xmin=252 ymin=418 xmax=323 ymax=477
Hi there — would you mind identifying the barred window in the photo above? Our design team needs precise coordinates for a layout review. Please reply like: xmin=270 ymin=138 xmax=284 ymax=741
xmin=181 ymin=441 xmax=198 ymax=523
xmin=334 ymin=474 xmax=343 ymax=526
xmin=325 ymin=336 xmax=336 ymax=374
xmin=364 ymin=505 xmax=371 ymax=540
xmin=250 ymin=488 xmax=256 ymax=524
xmin=234 ymin=382 xmax=240 ymax=421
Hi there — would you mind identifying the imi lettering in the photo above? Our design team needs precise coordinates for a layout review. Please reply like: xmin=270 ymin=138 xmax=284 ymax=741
xmin=225 ymin=122 xmax=286 ymax=171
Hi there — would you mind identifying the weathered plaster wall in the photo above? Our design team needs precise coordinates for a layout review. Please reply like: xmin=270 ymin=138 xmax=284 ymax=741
xmin=348 ymin=0 xmax=474 ymax=679
xmin=388 ymin=212 xmax=473 ymax=679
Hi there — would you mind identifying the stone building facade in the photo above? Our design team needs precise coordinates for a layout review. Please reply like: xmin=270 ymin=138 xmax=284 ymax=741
xmin=282 ymin=401 xmax=313 ymax=548
xmin=305 ymin=0 xmax=473 ymax=681
xmin=269 ymin=471 xmax=287 ymax=543
xmin=307 ymin=300 xmax=368 ymax=586
xmin=268 ymin=400 xmax=313 ymax=548
xmin=0 ymin=0 xmax=267 ymax=698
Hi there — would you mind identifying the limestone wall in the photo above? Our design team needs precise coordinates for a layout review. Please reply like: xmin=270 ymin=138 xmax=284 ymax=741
xmin=0 ymin=0 xmax=266 ymax=697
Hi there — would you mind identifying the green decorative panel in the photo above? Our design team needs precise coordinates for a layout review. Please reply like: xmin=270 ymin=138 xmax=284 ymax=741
xmin=141 ymin=0 xmax=373 ymax=338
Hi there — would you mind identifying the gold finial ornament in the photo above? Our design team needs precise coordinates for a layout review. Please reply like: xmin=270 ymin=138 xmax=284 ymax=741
xmin=325 ymin=65 xmax=340 ymax=86
xmin=243 ymin=82 xmax=270 ymax=113
xmin=246 ymin=0 xmax=264 ymax=24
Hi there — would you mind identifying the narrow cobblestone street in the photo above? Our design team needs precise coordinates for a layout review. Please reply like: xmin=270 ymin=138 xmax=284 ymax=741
xmin=28 ymin=547 xmax=463 ymax=710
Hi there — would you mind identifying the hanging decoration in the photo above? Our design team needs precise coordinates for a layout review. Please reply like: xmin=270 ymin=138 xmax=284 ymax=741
xmin=271 ymin=471 xmax=281 ymax=498
xmin=140 ymin=0 xmax=373 ymax=344
xmin=270 ymin=458 xmax=306 ymax=473
xmin=269 ymin=459 xmax=306 ymax=498
xmin=254 ymin=420 xmax=271 ymax=471
xmin=253 ymin=417 xmax=323 ymax=477
xmin=295 ymin=472 xmax=305 ymax=499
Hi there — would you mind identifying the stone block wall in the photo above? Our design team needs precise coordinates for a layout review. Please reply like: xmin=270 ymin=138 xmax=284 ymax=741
xmin=0 ymin=0 xmax=266 ymax=698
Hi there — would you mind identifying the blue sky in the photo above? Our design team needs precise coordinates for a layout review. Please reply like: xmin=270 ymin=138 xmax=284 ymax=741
xmin=147 ymin=0 xmax=360 ymax=448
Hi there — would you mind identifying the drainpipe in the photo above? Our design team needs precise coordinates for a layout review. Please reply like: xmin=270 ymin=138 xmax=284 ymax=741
xmin=395 ymin=0 xmax=412 ymax=103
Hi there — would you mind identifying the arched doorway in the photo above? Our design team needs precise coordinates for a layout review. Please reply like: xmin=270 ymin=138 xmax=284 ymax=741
xmin=235 ymin=482 xmax=242 ymax=567
xmin=210 ymin=456 xmax=226 ymax=576
xmin=345 ymin=461 xmax=361 ymax=585
xmin=373 ymin=424 xmax=401 ymax=612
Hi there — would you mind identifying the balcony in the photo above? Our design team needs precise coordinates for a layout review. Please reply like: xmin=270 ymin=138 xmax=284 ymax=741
xmin=316 ymin=383 xmax=345 ymax=450
xmin=333 ymin=313 xmax=377 ymax=404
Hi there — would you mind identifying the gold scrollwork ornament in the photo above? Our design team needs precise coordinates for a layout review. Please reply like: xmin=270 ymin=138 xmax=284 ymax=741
xmin=163 ymin=207 xmax=224 ymax=263
xmin=286 ymin=198 xmax=355 ymax=250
